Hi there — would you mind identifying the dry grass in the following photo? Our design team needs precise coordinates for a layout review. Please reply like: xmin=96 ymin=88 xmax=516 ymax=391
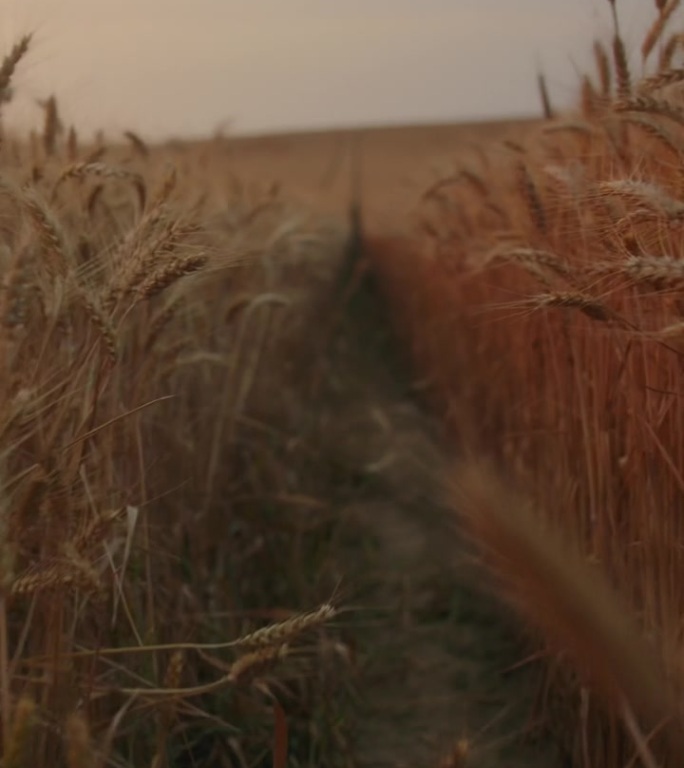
xmin=0 ymin=38 xmax=352 ymax=768
xmin=369 ymin=3 xmax=684 ymax=766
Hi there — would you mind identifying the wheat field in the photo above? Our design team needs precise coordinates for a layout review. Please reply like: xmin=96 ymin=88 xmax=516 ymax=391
xmin=4 ymin=3 xmax=684 ymax=767
xmin=370 ymin=2 xmax=684 ymax=766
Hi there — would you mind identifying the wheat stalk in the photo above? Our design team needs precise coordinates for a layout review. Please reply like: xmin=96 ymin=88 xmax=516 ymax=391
xmin=53 ymin=162 xmax=146 ymax=210
xmin=228 ymin=644 xmax=289 ymax=686
xmin=598 ymin=179 xmax=684 ymax=218
xmin=22 ymin=189 xmax=70 ymax=280
xmin=123 ymin=130 xmax=149 ymax=158
xmin=620 ymin=114 xmax=684 ymax=158
xmin=486 ymin=246 xmax=571 ymax=277
xmin=516 ymin=162 xmax=547 ymax=234
xmin=11 ymin=555 xmax=101 ymax=596
xmin=0 ymin=36 xmax=31 ymax=105
xmin=639 ymin=67 xmax=684 ymax=92
xmin=610 ymin=3 xmax=632 ymax=98
xmin=234 ymin=604 xmax=337 ymax=649
xmin=522 ymin=290 xmax=622 ymax=324
xmin=537 ymin=71 xmax=554 ymax=119
xmin=451 ymin=462 xmax=684 ymax=759
xmin=622 ymin=253 xmax=684 ymax=288
xmin=594 ymin=40 xmax=612 ymax=98
xmin=136 ymin=253 xmax=208 ymax=300
xmin=659 ymin=32 xmax=684 ymax=70
xmin=614 ymin=95 xmax=684 ymax=126
xmin=66 ymin=126 xmax=78 ymax=161
xmin=642 ymin=0 xmax=681 ymax=62
xmin=41 ymin=95 xmax=61 ymax=158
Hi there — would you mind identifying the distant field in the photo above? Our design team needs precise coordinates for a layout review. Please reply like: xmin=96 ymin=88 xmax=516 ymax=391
xmin=195 ymin=117 xmax=540 ymax=229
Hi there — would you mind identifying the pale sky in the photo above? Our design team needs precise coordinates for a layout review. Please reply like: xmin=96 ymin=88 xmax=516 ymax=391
xmin=0 ymin=0 xmax=668 ymax=139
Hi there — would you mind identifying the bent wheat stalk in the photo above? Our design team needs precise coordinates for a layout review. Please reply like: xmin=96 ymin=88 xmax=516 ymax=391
xmin=450 ymin=461 xmax=684 ymax=761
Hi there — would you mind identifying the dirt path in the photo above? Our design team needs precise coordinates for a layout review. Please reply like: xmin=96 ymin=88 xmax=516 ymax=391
xmin=226 ymin=122 xmax=561 ymax=765
xmin=315 ymin=248 xmax=562 ymax=768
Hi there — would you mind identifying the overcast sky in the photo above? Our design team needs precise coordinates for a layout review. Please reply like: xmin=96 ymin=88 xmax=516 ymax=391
xmin=0 ymin=0 xmax=669 ymax=139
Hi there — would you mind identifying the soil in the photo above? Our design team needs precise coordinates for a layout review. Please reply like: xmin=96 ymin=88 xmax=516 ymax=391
xmin=310 ymin=248 xmax=563 ymax=768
